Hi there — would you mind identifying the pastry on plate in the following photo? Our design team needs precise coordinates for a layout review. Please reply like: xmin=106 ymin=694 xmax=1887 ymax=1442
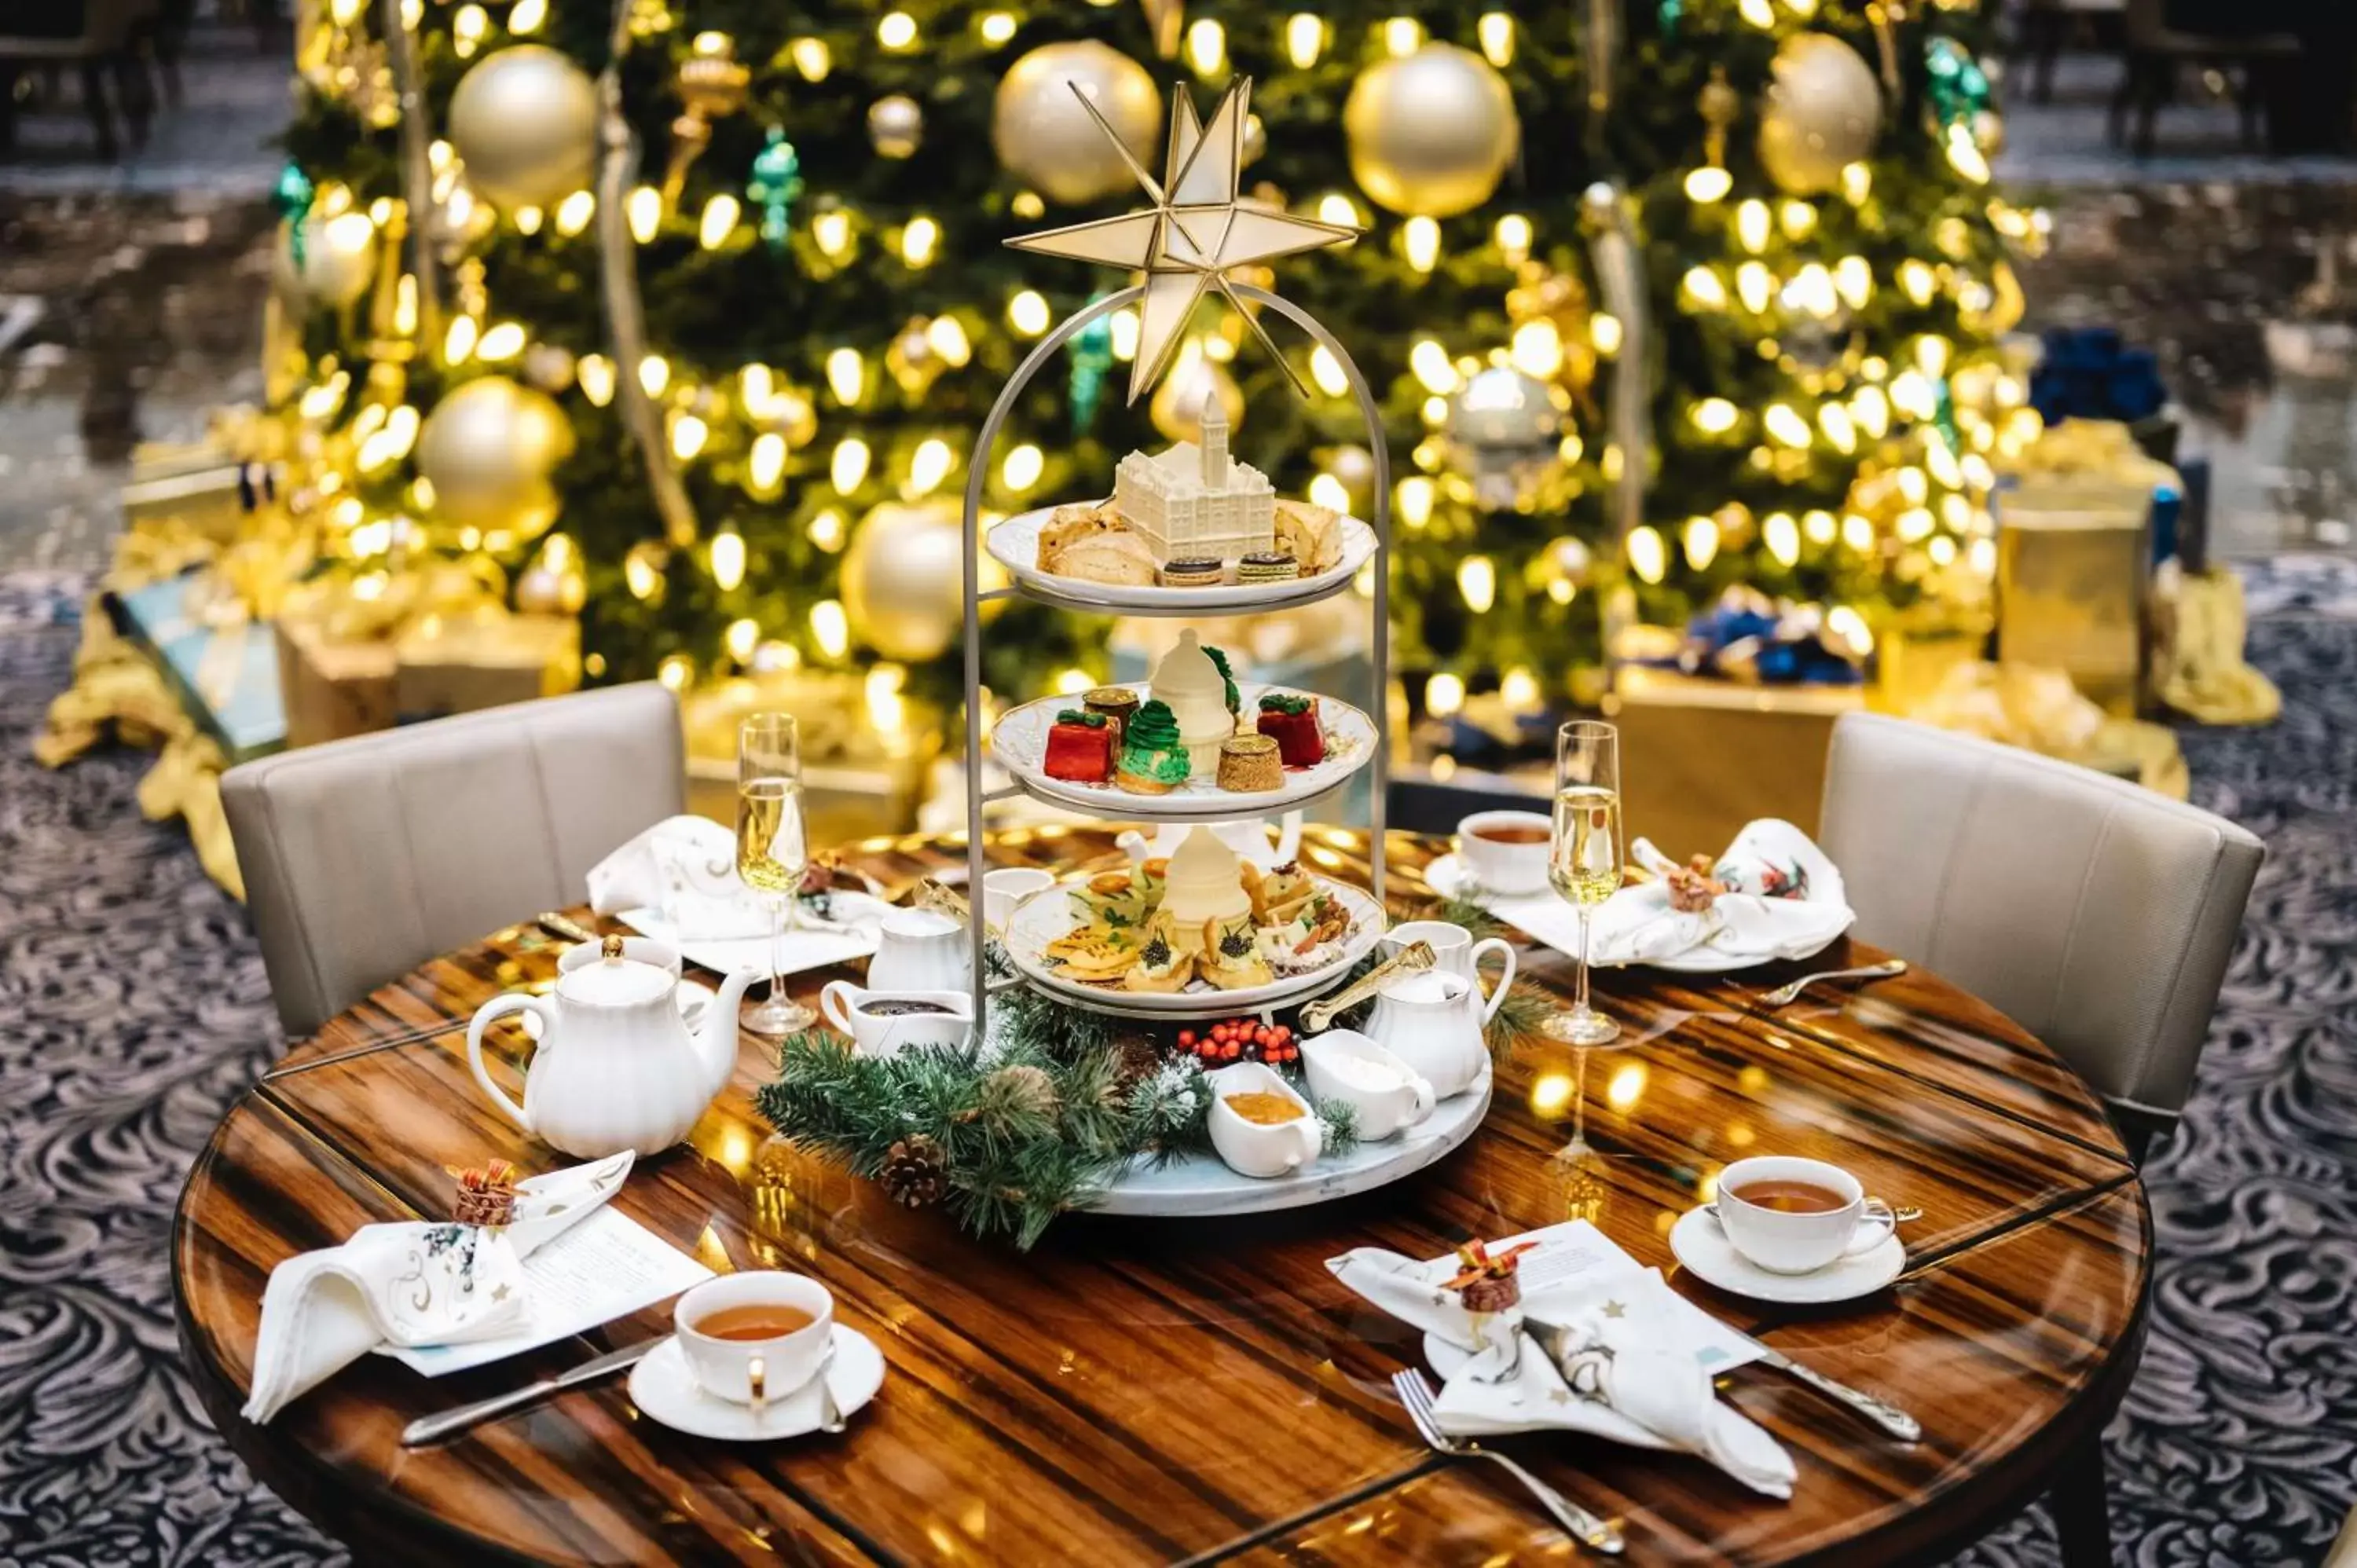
xmin=1237 ymin=551 xmax=1299 ymax=584
xmin=1043 ymin=709 xmax=1116 ymax=783
xmin=1043 ymin=924 xmax=1142 ymax=984
xmin=1157 ymin=558 xmax=1222 ymax=588
xmin=1067 ymin=866 xmax=1156 ymax=932
xmin=1200 ymin=915 xmax=1274 ymax=990
xmin=1255 ymin=692 xmax=1325 ymax=768
xmin=1115 ymin=699 xmax=1193 ymax=794
xmin=1124 ymin=930 xmax=1195 ymax=992
xmin=1047 ymin=529 xmax=1157 ymax=587
xmin=1216 ymin=733 xmax=1283 ymax=792
xmin=1254 ymin=861 xmax=1320 ymax=927
xmin=1274 ymin=498 xmax=1346 ymax=574
xmin=1083 ymin=686 xmax=1140 ymax=743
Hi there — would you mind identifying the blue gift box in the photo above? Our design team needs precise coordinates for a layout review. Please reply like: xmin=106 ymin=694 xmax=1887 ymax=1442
xmin=104 ymin=571 xmax=287 ymax=763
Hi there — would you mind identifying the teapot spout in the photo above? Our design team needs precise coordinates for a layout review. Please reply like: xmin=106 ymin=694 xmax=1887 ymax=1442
xmin=696 ymin=967 xmax=761 ymax=1095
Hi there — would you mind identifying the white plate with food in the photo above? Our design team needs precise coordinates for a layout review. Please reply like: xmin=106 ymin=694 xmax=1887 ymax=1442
xmin=1002 ymin=847 xmax=1387 ymax=1016
xmin=990 ymin=680 xmax=1375 ymax=820
xmin=984 ymin=498 xmax=1376 ymax=615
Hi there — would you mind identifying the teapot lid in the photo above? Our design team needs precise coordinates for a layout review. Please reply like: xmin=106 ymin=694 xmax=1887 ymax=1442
xmin=1380 ymin=969 xmax=1465 ymax=1005
xmin=557 ymin=941 xmax=675 ymax=1007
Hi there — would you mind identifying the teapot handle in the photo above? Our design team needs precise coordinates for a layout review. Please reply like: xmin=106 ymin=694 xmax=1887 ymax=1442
xmin=467 ymin=992 xmax=548 ymax=1131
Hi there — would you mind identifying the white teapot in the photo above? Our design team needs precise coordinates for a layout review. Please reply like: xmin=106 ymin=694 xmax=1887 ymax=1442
xmin=467 ymin=935 xmax=756 ymax=1159
xmin=1361 ymin=969 xmax=1496 ymax=1101
xmin=867 ymin=906 xmax=970 ymax=993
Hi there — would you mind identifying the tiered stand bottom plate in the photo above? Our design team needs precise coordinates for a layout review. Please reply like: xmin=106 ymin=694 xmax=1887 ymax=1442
xmin=1085 ymin=1067 xmax=1494 ymax=1217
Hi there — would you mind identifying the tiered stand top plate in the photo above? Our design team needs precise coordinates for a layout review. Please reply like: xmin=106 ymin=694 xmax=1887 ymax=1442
xmin=1003 ymin=875 xmax=1387 ymax=1018
xmin=990 ymin=680 xmax=1376 ymax=820
xmin=984 ymin=503 xmax=1378 ymax=616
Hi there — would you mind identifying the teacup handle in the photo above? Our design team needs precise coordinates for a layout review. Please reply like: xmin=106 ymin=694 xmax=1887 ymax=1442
xmin=467 ymin=993 xmax=550 ymax=1131
xmin=1842 ymin=1198 xmax=1898 ymax=1257
xmin=819 ymin=980 xmax=861 ymax=1037
xmin=1404 ymin=1074 xmax=1437 ymax=1126
xmin=1468 ymin=937 xmax=1516 ymax=1020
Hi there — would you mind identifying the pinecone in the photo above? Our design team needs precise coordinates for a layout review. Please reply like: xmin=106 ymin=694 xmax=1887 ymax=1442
xmin=879 ymin=1134 xmax=949 ymax=1209
xmin=980 ymin=1064 xmax=1060 ymax=1127
xmin=1110 ymin=1032 xmax=1163 ymax=1086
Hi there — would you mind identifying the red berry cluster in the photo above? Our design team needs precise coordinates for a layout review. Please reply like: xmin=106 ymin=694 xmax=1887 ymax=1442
xmin=1177 ymin=1019 xmax=1299 ymax=1065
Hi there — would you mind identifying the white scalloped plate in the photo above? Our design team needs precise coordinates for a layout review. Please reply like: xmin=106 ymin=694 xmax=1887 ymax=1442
xmin=984 ymin=502 xmax=1376 ymax=615
xmin=1003 ymin=874 xmax=1387 ymax=1017
xmin=989 ymin=681 xmax=1375 ymax=820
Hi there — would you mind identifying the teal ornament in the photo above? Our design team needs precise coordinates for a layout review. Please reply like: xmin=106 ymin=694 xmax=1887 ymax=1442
xmin=1068 ymin=292 xmax=1114 ymax=438
xmin=1657 ymin=0 xmax=1681 ymax=37
xmin=1923 ymin=37 xmax=1991 ymax=130
xmin=747 ymin=129 xmax=804 ymax=255
xmin=273 ymin=162 xmax=316 ymax=266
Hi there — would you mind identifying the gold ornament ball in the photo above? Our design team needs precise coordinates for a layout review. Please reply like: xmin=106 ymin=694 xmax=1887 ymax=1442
xmin=448 ymin=46 xmax=601 ymax=211
xmin=416 ymin=376 xmax=576 ymax=532
xmin=1343 ymin=44 xmax=1519 ymax=218
xmin=1756 ymin=33 xmax=1883 ymax=196
xmin=515 ymin=555 xmax=585 ymax=616
xmin=273 ymin=212 xmax=378 ymax=308
xmin=1149 ymin=352 xmax=1244 ymax=445
xmin=868 ymin=94 xmax=925 ymax=159
xmin=521 ymin=341 xmax=577 ymax=394
xmin=841 ymin=500 xmax=965 ymax=662
xmin=992 ymin=42 xmax=1162 ymax=206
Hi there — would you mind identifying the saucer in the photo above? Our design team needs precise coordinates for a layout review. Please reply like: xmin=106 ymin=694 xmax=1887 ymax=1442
xmin=1669 ymin=1207 xmax=1905 ymax=1304
xmin=1423 ymin=854 xmax=1484 ymax=903
xmin=628 ymin=1325 xmax=884 ymax=1441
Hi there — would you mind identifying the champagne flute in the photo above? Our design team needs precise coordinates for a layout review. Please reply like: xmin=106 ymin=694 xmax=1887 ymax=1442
xmin=1543 ymin=720 xmax=1622 ymax=1046
xmin=737 ymin=713 xmax=814 ymax=1035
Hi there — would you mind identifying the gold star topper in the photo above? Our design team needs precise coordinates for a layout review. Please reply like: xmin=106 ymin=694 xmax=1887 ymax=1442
xmin=1006 ymin=77 xmax=1360 ymax=406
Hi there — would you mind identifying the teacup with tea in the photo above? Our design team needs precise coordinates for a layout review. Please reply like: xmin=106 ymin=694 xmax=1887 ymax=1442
xmin=673 ymin=1271 xmax=834 ymax=1417
xmin=1454 ymin=810 xmax=1553 ymax=896
xmin=818 ymin=983 xmax=974 ymax=1057
xmin=1707 ymin=1155 xmax=1897 ymax=1275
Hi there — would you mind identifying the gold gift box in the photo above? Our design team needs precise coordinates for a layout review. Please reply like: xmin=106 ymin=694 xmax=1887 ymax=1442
xmin=394 ymin=611 xmax=581 ymax=724
xmin=1604 ymin=666 xmax=1864 ymax=857
xmin=276 ymin=614 xmax=398 ymax=749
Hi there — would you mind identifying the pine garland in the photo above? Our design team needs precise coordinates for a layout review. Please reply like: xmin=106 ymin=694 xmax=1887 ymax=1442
xmin=755 ymin=1021 xmax=1362 ymax=1248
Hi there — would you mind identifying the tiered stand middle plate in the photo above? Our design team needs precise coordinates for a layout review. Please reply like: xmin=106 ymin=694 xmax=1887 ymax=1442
xmin=958 ymin=283 xmax=1452 ymax=1217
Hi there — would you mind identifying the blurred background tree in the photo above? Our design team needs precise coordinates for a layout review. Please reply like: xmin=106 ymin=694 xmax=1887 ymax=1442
xmin=274 ymin=0 xmax=2027 ymax=717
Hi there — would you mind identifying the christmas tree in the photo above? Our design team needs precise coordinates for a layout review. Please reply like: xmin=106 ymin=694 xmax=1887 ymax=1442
xmin=275 ymin=0 xmax=2025 ymax=716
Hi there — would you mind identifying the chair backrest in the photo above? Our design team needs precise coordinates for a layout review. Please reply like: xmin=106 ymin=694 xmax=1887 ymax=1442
xmin=223 ymin=683 xmax=687 ymax=1040
xmin=1819 ymin=712 xmax=2262 ymax=1127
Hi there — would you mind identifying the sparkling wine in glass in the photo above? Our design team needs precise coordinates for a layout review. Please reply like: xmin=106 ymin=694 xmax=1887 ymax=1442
xmin=1544 ymin=720 xmax=1622 ymax=1046
xmin=737 ymin=713 xmax=814 ymax=1035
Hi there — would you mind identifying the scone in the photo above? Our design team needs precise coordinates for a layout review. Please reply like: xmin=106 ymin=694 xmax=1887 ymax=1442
xmin=1047 ymin=529 xmax=1156 ymax=586
xmin=1274 ymin=498 xmax=1345 ymax=573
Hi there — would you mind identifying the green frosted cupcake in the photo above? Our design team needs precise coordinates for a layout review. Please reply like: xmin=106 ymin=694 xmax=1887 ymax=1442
xmin=1115 ymin=700 xmax=1193 ymax=794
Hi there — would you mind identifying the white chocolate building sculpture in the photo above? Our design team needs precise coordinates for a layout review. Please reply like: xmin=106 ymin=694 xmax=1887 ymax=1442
xmin=1113 ymin=397 xmax=1276 ymax=565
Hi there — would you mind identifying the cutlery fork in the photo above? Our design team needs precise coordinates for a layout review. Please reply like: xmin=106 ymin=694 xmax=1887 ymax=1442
xmin=1390 ymin=1369 xmax=1624 ymax=1554
xmin=1755 ymin=958 xmax=1908 ymax=1008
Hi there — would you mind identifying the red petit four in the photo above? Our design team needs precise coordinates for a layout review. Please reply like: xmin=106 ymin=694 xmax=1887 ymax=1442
xmin=1044 ymin=709 xmax=1115 ymax=783
xmin=1255 ymin=693 xmax=1324 ymax=768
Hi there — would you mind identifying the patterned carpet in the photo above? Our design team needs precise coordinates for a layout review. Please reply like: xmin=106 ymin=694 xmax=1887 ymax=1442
xmin=1 ymin=568 xmax=2351 ymax=1567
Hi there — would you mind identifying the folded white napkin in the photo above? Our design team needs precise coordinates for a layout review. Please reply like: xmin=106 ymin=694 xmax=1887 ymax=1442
xmin=1588 ymin=818 xmax=1852 ymax=969
xmin=1329 ymin=1246 xmax=1794 ymax=1497
xmin=588 ymin=815 xmax=894 ymax=943
xmin=241 ymin=1152 xmax=633 ymax=1423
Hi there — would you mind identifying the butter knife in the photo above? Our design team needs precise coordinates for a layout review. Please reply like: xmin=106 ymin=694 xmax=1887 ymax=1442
xmin=400 ymin=1335 xmax=664 ymax=1447
xmin=1525 ymin=1319 xmax=1919 ymax=1444
xmin=535 ymin=910 xmax=599 ymax=945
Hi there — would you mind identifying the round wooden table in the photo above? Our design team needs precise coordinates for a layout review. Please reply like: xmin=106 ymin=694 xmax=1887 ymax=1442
xmin=175 ymin=829 xmax=2149 ymax=1566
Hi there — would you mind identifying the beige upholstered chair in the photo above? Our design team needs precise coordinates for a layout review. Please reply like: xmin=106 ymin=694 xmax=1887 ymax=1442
xmin=1820 ymin=712 xmax=2263 ymax=1160
xmin=223 ymin=683 xmax=686 ymax=1041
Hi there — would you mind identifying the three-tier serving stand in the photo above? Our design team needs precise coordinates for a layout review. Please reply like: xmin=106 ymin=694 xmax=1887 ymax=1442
xmin=955 ymin=280 xmax=1392 ymax=1032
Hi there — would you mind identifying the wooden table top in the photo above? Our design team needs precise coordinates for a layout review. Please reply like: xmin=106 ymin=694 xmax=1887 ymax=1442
xmin=175 ymin=828 xmax=2148 ymax=1567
